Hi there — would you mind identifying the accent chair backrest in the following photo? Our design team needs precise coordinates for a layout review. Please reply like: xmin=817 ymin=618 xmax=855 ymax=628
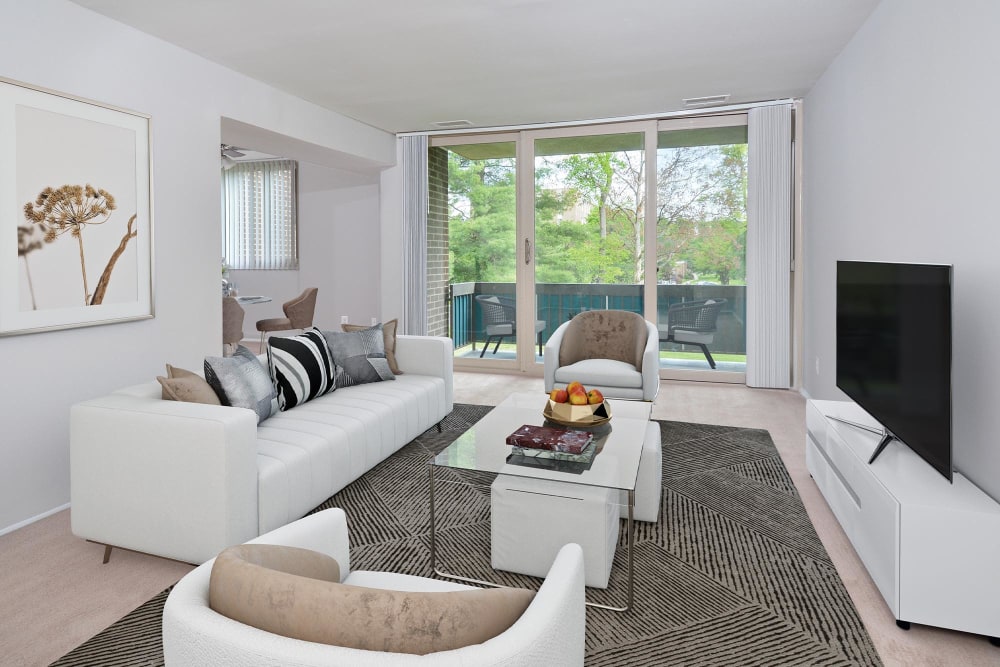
xmin=558 ymin=309 xmax=647 ymax=370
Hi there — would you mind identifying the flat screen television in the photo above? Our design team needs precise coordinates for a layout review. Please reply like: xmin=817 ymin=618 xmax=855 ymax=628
xmin=836 ymin=260 xmax=953 ymax=482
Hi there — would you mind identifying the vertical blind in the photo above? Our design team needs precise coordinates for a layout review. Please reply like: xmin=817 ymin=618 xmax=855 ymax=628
xmin=222 ymin=159 xmax=298 ymax=270
xmin=745 ymin=104 xmax=792 ymax=388
xmin=401 ymin=136 xmax=428 ymax=335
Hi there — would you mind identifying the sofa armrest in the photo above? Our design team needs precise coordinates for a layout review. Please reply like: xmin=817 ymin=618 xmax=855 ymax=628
xmin=71 ymin=394 xmax=259 ymax=564
xmin=394 ymin=335 xmax=454 ymax=411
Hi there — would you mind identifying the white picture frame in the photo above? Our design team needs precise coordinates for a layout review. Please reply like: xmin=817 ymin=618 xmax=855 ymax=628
xmin=0 ymin=76 xmax=153 ymax=336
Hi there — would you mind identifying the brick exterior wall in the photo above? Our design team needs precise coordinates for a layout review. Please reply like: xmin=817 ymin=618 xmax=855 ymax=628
xmin=426 ymin=146 xmax=449 ymax=337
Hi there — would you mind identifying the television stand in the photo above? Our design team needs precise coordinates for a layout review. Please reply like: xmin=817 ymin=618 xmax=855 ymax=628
xmin=806 ymin=400 xmax=1000 ymax=643
xmin=866 ymin=431 xmax=897 ymax=465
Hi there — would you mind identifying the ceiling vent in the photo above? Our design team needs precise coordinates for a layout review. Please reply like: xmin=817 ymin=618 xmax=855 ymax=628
xmin=682 ymin=95 xmax=730 ymax=109
xmin=432 ymin=119 xmax=473 ymax=128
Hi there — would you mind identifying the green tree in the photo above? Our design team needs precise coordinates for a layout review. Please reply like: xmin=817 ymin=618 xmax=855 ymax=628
xmin=551 ymin=150 xmax=646 ymax=283
xmin=447 ymin=153 xmax=517 ymax=283
xmin=673 ymin=144 xmax=747 ymax=285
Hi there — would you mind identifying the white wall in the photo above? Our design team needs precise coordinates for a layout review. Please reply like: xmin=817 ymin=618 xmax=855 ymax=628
xmin=0 ymin=0 xmax=394 ymax=533
xmin=803 ymin=0 xmax=1000 ymax=500
xmin=230 ymin=162 xmax=382 ymax=334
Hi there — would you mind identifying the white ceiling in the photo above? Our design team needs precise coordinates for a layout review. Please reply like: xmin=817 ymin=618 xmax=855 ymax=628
xmin=72 ymin=0 xmax=880 ymax=134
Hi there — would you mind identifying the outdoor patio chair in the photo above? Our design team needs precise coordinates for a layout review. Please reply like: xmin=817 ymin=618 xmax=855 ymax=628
xmin=475 ymin=294 xmax=546 ymax=358
xmin=660 ymin=298 xmax=726 ymax=369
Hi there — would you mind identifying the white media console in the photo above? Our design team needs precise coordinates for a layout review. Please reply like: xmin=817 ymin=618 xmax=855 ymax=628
xmin=805 ymin=400 xmax=1000 ymax=642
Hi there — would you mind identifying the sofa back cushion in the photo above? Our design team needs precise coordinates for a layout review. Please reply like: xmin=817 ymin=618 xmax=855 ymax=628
xmin=209 ymin=544 xmax=535 ymax=655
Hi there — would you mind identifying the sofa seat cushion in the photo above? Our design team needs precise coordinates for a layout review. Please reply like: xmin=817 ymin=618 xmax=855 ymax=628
xmin=554 ymin=358 xmax=643 ymax=389
xmin=252 ymin=374 xmax=449 ymax=534
xmin=208 ymin=543 xmax=534 ymax=655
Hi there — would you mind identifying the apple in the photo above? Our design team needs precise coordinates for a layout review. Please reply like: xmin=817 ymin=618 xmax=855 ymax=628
xmin=568 ymin=390 xmax=589 ymax=405
xmin=549 ymin=388 xmax=569 ymax=403
xmin=566 ymin=381 xmax=584 ymax=395
xmin=587 ymin=389 xmax=604 ymax=405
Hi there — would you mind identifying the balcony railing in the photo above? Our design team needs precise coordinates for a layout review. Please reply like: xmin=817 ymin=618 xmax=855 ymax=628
xmin=448 ymin=282 xmax=747 ymax=356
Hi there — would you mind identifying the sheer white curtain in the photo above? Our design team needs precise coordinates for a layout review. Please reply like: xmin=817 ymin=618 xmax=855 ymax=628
xmin=746 ymin=104 xmax=792 ymax=388
xmin=401 ymin=135 xmax=428 ymax=335
xmin=221 ymin=159 xmax=298 ymax=270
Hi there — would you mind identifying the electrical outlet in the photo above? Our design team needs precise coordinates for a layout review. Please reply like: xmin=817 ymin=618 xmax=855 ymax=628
xmin=815 ymin=357 xmax=820 ymax=375
xmin=371 ymin=317 xmax=377 ymax=325
xmin=341 ymin=315 xmax=349 ymax=324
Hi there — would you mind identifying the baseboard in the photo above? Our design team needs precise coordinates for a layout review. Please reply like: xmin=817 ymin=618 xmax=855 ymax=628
xmin=0 ymin=502 xmax=70 ymax=537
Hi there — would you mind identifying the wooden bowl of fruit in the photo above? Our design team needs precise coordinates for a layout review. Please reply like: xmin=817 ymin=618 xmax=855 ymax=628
xmin=544 ymin=382 xmax=612 ymax=427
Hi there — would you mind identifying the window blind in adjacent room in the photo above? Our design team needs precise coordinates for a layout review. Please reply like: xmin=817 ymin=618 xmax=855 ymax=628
xmin=222 ymin=159 xmax=298 ymax=270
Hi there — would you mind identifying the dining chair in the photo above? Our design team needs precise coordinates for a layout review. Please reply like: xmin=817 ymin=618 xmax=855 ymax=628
xmin=222 ymin=296 xmax=245 ymax=356
xmin=256 ymin=287 xmax=319 ymax=350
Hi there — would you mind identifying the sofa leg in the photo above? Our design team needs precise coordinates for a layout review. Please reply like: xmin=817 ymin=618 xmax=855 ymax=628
xmin=436 ymin=421 xmax=443 ymax=433
xmin=102 ymin=544 xmax=113 ymax=564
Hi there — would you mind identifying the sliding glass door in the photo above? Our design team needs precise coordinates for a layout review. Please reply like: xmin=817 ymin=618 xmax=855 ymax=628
xmin=429 ymin=115 xmax=750 ymax=381
xmin=428 ymin=135 xmax=524 ymax=369
xmin=656 ymin=117 xmax=748 ymax=377
xmin=530 ymin=127 xmax=647 ymax=354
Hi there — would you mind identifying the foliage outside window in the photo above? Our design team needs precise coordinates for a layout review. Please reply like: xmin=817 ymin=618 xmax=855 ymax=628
xmin=446 ymin=139 xmax=747 ymax=286
xmin=221 ymin=159 xmax=298 ymax=270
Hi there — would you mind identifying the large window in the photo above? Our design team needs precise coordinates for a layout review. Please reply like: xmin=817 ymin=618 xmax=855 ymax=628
xmin=221 ymin=159 xmax=298 ymax=270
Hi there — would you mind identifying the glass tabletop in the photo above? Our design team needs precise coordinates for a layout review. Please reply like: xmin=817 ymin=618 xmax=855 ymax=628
xmin=432 ymin=398 xmax=649 ymax=492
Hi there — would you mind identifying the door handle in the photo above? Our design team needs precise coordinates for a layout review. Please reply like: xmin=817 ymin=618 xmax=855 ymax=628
xmin=525 ymin=238 xmax=532 ymax=265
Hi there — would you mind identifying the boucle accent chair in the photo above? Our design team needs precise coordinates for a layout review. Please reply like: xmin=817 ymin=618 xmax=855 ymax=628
xmin=544 ymin=309 xmax=660 ymax=401
xmin=163 ymin=508 xmax=587 ymax=666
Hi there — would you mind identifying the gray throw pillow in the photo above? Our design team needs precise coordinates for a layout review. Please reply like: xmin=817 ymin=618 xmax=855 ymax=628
xmin=322 ymin=325 xmax=396 ymax=388
xmin=205 ymin=345 xmax=278 ymax=423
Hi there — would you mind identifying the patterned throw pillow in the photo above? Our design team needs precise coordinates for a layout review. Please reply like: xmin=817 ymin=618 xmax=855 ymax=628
xmin=267 ymin=328 xmax=336 ymax=411
xmin=322 ymin=325 xmax=396 ymax=388
xmin=157 ymin=364 xmax=221 ymax=405
xmin=341 ymin=319 xmax=402 ymax=375
xmin=204 ymin=345 xmax=278 ymax=424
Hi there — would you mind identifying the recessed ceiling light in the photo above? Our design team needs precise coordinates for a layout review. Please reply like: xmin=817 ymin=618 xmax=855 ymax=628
xmin=682 ymin=95 xmax=730 ymax=109
xmin=432 ymin=119 xmax=473 ymax=128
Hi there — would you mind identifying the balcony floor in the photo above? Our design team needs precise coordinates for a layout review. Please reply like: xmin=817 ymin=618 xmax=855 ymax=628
xmin=456 ymin=347 xmax=746 ymax=373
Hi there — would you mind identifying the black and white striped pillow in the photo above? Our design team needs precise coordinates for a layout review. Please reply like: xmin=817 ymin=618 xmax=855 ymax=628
xmin=266 ymin=328 xmax=336 ymax=411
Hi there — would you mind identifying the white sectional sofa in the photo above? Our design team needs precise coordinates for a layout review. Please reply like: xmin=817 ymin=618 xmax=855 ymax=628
xmin=70 ymin=335 xmax=454 ymax=565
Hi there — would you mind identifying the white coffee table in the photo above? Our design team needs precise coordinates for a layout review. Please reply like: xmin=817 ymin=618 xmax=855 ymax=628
xmin=429 ymin=392 xmax=651 ymax=612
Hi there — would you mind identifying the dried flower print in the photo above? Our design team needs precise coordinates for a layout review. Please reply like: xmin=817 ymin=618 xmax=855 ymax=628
xmin=17 ymin=223 xmax=45 ymax=310
xmin=22 ymin=184 xmax=135 ymax=306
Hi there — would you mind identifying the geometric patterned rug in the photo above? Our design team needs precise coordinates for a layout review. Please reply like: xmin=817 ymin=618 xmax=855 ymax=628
xmin=51 ymin=403 xmax=882 ymax=666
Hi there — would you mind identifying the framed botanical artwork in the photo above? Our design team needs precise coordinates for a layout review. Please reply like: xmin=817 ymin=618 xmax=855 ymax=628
xmin=0 ymin=76 xmax=153 ymax=336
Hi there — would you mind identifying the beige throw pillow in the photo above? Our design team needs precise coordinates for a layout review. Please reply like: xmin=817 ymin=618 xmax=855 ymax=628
xmin=157 ymin=364 xmax=221 ymax=405
xmin=342 ymin=318 xmax=402 ymax=374
xmin=559 ymin=310 xmax=647 ymax=370
xmin=209 ymin=543 xmax=534 ymax=655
